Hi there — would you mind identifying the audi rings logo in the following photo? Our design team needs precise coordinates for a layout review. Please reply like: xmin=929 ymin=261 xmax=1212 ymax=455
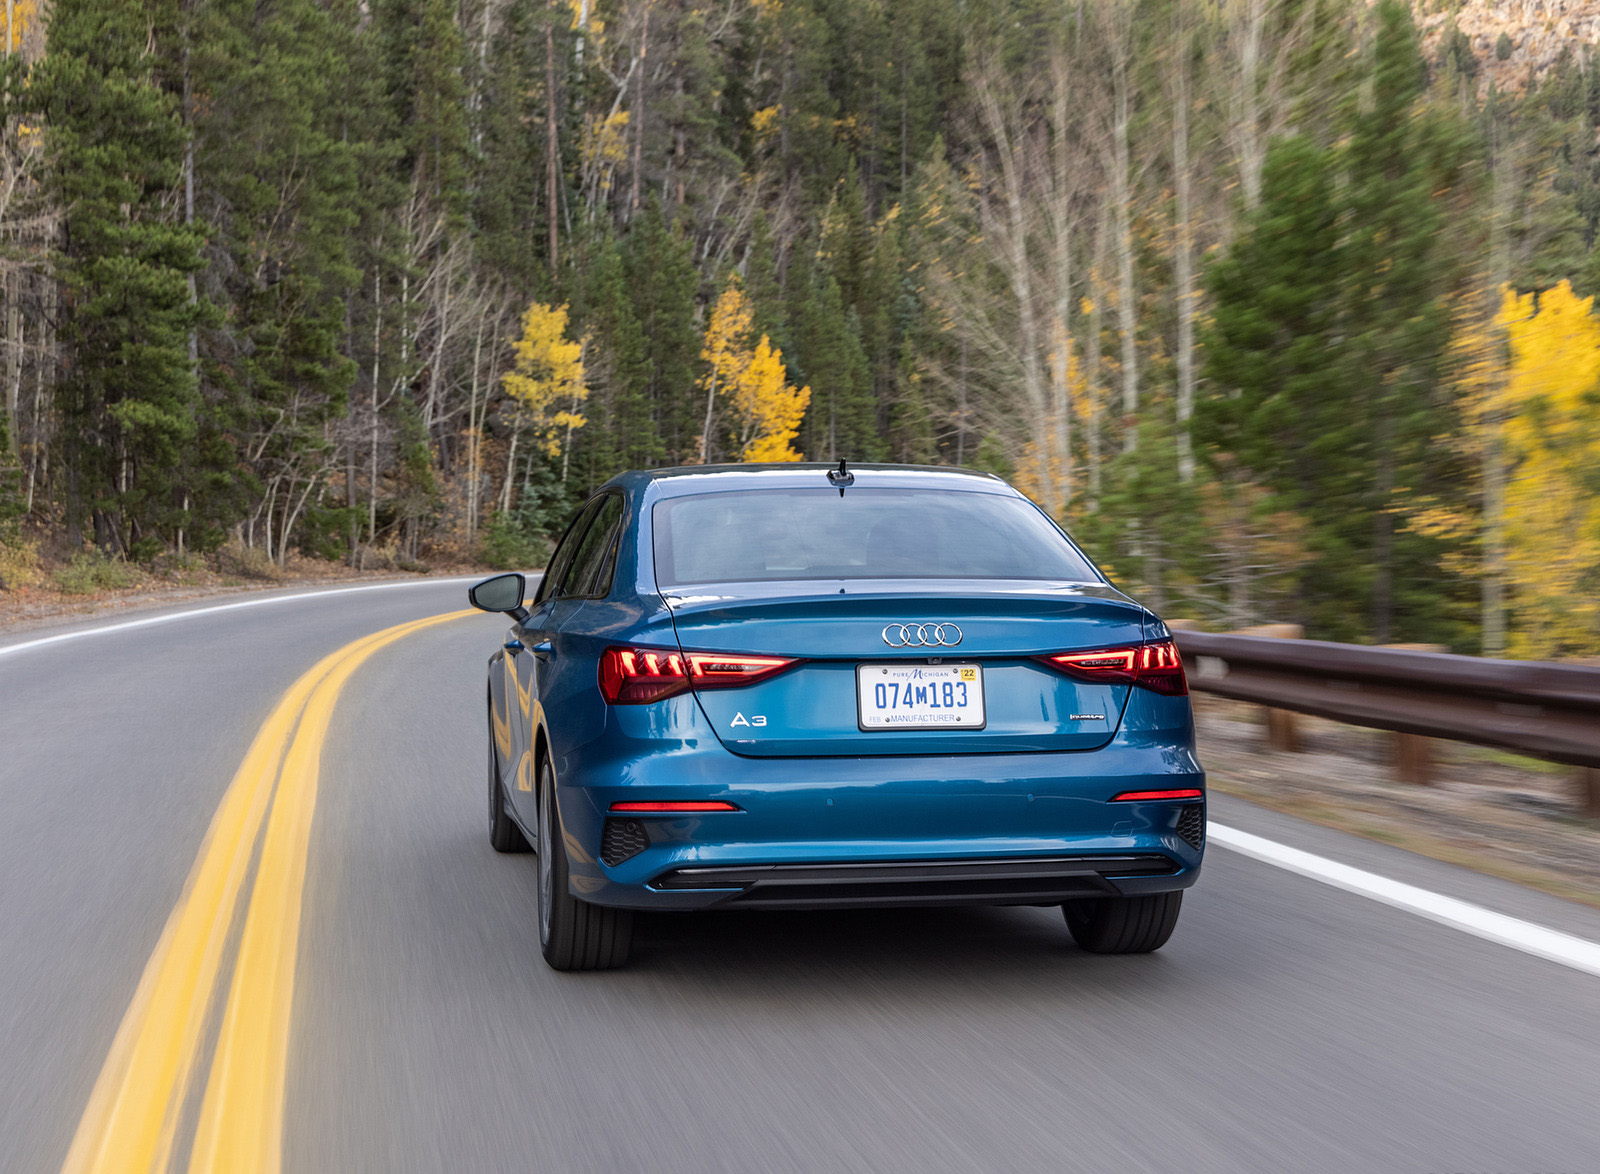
xmin=882 ymin=623 xmax=963 ymax=648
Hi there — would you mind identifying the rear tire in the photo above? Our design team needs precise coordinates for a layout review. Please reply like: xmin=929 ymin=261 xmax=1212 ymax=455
xmin=536 ymin=760 xmax=632 ymax=971
xmin=487 ymin=715 xmax=530 ymax=854
xmin=1063 ymin=892 xmax=1182 ymax=954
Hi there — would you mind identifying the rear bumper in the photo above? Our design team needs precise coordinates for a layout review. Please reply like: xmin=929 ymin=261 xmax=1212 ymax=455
xmin=553 ymin=727 xmax=1205 ymax=911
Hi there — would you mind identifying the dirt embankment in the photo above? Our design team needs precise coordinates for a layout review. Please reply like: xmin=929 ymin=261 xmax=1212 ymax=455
xmin=0 ymin=540 xmax=484 ymax=638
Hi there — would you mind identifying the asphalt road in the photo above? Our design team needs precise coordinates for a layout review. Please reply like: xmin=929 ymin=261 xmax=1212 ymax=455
xmin=3 ymin=580 xmax=1599 ymax=1174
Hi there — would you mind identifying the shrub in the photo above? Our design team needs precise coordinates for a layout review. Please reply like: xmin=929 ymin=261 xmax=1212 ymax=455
xmin=213 ymin=540 xmax=282 ymax=581
xmin=0 ymin=534 xmax=42 ymax=591
xmin=54 ymin=551 xmax=139 ymax=595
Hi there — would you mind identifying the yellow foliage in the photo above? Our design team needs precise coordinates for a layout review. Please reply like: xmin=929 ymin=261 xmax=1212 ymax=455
xmin=582 ymin=110 xmax=631 ymax=168
xmin=4 ymin=0 xmax=36 ymax=54
xmin=0 ymin=533 xmax=42 ymax=590
xmin=751 ymin=105 xmax=781 ymax=143
xmin=736 ymin=338 xmax=810 ymax=462
xmin=701 ymin=280 xmax=810 ymax=463
xmin=701 ymin=279 xmax=755 ymax=396
xmin=1012 ymin=338 xmax=1084 ymax=510
xmin=501 ymin=302 xmax=587 ymax=458
xmin=1495 ymin=281 xmax=1600 ymax=657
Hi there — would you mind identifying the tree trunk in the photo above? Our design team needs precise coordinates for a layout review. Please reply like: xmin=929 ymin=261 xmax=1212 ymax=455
xmin=1482 ymin=114 xmax=1515 ymax=655
xmin=546 ymin=7 xmax=561 ymax=268
xmin=4 ymin=273 xmax=17 ymax=452
xmin=1372 ymin=393 xmax=1395 ymax=643
xmin=973 ymin=62 xmax=1054 ymax=515
xmin=1111 ymin=42 xmax=1137 ymax=454
xmin=699 ymin=370 xmax=717 ymax=464
xmin=467 ymin=311 xmax=486 ymax=539
xmin=630 ymin=3 xmax=648 ymax=220
xmin=369 ymin=261 xmax=383 ymax=544
xmin=1171 ymin=14 xmax=1196 ymax=484
xmin=956 ymin=338 xmax=967 ymax=467
xmin=501 ymin=428 xmax=518 ymax=514
xmin=1237 ymin=0 xmax=1265 ymax=211
xmin=1049 ymin=42 xmax=1074 ymax=512
xmin=1086 ymin=204 xmax=1107 ymax=506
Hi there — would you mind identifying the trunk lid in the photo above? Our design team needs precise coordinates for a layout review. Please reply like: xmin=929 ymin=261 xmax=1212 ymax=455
xmin=662 ymin=580 xmax=1147 ymax=757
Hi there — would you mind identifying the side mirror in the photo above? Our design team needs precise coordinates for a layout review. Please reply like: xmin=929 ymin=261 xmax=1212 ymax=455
xmin=468 ymin=573 xmax=530 ymax=623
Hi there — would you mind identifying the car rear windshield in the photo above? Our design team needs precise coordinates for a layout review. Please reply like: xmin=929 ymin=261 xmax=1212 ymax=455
xmin=652 ymin=487 xmax=1102 ymax=587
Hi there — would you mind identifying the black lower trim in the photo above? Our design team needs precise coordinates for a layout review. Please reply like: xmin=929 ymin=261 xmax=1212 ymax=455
xmin=648 ymin=854 xmax=1180 ymax=909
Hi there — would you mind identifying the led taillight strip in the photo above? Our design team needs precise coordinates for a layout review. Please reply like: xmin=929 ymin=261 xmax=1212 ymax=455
xmin=599 ymin=645 xmax=803 ymax=704
xmin=609 ymin=801 xmax=741 ymax=813
xmin=1036 ymin=639 xmax=1189 ymax=696
xmin=1110 ymin=789 xmax=1203 ymax=801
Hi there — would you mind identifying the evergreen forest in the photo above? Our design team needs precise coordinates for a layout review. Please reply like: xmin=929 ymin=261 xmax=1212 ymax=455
xmin=2 ymin=0 xmax=1599 ymax=656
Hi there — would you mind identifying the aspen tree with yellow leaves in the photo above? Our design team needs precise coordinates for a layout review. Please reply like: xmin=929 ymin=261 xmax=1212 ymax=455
xmin=734 ymin=336 xmax=811 ymax=463
xmin=1495 ymin=282 xmax=1600 ymax=658
xmin=699 ymin=280 xmax=810 ymax=464
xmin=502 ymin=302 xmax=588 ymax=484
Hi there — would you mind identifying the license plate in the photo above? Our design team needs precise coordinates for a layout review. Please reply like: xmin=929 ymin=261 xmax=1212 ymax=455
xmin=857 ymin=663 xmax=985 ymax=730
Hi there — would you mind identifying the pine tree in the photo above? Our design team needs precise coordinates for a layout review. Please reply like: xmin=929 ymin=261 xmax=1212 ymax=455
xmin=35 ymin=0 xmax=207 ymax=557
xmin=792 ymin=261 xmax=881 ymax=462
xmin=1340 ymin=0 xmax=1462 ymax=640
xmin=623 ymin=201 xmax=702 ymax=463
xmin=743 ymin=211 xmax=790 ymax=360
xmin=375 ymin=0 xmax=470 ymax=216
xmin=1200 ymin=2 xmax=1469 ymax=640
xmin=1199 ymin=136 xmax=1342 ymax=507
xmin=194 ymin=0 xmax=362 ymax=561
xmin=575 ymin=234 xmax=657 ymax=478
xmin=471 ymin=0 xmax=545 ymax=289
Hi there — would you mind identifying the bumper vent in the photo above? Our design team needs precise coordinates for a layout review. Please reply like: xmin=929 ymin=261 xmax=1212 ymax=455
xmin=1175 ymin=804 xmax=1205 ymax=851
xmin=600 ymin=818 xmax=650 ymax=867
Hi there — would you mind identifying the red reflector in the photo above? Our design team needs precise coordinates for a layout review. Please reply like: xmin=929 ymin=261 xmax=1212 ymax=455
xmin=599 ymin=645 xmax=801 ymax=704
xmin=1037 ymin=638 xmax=1188 ymax=696
xmin=609 ymin=801 xmax=741 ymax=813
xmin=1110 ymin=789 xmax=1204 ymax=802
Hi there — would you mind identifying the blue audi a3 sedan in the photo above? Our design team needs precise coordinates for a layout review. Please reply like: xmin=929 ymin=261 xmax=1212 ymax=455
xmin=468 ymin=463 xmax=1204 ymax=970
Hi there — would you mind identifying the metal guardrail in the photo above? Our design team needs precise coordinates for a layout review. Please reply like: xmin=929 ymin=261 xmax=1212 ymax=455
xmin=1172 ymin=630 xmax=1600 ymax=776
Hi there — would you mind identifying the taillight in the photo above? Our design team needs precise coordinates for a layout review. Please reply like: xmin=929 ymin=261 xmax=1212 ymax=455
xmin=609 ymin=801 xmax=741 ymax=813
xmin=598 ymin=646 xmax=801 ymax=705
xmin=599 ymin=647 xmax=691 ymax=704
xmin=1110 ymin=789 xmax=1203 ymax=801
xmin=1037 ymin=639 xmax=1188 ymax=696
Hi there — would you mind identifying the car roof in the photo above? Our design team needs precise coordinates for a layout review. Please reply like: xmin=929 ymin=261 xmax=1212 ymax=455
xmin=603 ymin=463 xmax=1016 ymax=500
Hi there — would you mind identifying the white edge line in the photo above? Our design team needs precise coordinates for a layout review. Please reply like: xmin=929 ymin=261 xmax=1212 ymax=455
xmin=1209 ymin=822 xmax=1600 ymax=979
xmin=0 ymin=576 xmax=485 ymax=662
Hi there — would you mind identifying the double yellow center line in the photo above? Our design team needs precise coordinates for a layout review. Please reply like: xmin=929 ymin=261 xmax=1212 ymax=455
xmin=61 ymin=610 xmax=470 ymax=1174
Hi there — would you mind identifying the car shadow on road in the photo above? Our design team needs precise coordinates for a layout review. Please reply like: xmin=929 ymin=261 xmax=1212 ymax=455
xmin=619 ymin=904 xmax=1192 ymax=996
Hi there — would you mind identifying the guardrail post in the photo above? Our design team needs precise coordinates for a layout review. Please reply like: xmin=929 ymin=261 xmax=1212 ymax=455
xmin=1579 ymin=768 xmax=1600 ymax=820
xmin=1394 ymin=734 xmax=1433 ymax=785
xmin=1237 ymin=624 xmax=1304 ymax=752
xmin=1382 ymin=644 xmax=1449 ymax=785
